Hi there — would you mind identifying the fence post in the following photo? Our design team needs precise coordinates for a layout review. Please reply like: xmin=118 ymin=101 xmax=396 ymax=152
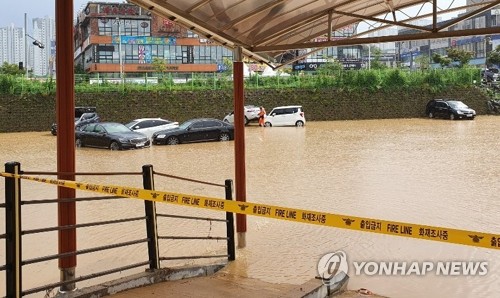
xmin=142 ymin=164 xmax=160 ymax=270
xmin=225 ymin=179 xmax=236 ymax=261
xmin=5 ymin=162 xmax=22 ymax=298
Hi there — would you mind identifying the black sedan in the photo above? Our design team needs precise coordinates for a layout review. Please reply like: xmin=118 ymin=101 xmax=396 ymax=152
xmin=76 ymin=122 xmax=150 ymax=150
xmin=152 ymin=118 xmax=234 ymax=145
xmin=425 ymin=99 xmax=476 ymax=120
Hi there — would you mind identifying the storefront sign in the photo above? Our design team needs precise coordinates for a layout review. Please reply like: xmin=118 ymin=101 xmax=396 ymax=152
xmin=112 ymin=35 xmax=176 ymax=45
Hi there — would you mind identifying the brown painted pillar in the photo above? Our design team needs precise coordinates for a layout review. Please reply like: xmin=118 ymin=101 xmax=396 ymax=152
xmin=233 ymin=47 xmax=246 ymax=248
xmin=55 ymin=0 xmax=77 ymax=291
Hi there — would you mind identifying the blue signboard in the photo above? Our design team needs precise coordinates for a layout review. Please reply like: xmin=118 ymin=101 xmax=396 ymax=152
xmin=112 ymin=35 xmax=176 ymax=45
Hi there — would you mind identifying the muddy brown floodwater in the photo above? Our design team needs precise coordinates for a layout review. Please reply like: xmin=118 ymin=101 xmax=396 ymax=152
xmin=1 ymin=117 xmax=499 ymax=297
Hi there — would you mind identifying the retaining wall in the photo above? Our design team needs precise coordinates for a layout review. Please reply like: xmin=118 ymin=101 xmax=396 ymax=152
xmin=0 ymin=87 xmax=489 ymax=133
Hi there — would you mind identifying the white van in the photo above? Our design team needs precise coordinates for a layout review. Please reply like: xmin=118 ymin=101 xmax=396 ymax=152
xmin=264 ymin=105 xmax=306 ymax=127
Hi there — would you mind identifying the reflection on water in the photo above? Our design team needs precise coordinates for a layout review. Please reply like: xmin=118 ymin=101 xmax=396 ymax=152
xmin=1 ymin=117 xmax=500 ymax=297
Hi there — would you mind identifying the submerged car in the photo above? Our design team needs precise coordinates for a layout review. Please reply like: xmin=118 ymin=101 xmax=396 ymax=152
xmin=76 ymin=122 xmax=150 ymax=150
xmin=425 ymin=99 xmax=476 ymax=120
xmin=125 ymin=118 xmax=179 ymax=139
xmin=264 ymin=105 xmax=306 ymax=127
xmin=223 ymin=105 xmax=261 ymax=125
xmin=152 ymin=118 xmax=234 ymax=145
xmin=51 ymin=106 xmax=100 ymax=135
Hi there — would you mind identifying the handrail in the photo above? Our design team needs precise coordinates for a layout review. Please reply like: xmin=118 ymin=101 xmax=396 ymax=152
xmin=21 ymin=171 xmax=142 ymax=176
xmin=160 ymin=255 xmax=228 ymax=261
xmin=157 ymin=213 xmax=227 ymax=222
xmin=21 ymin=195 xmax=122 ymax=205
xmin=3 ymin=162 xmax=235 ymax=297
xmin=154 ymin=170 xmax=225 ymax=187
xmin=159 ymin=236 xmax=228 ymax=240
xmin=22 ymin=217 xmax=146 ymax=235
xmin=23 ymin=239 xmax=149 ymax=266
xmin=23 ymin=261 xmax=151 ymax=296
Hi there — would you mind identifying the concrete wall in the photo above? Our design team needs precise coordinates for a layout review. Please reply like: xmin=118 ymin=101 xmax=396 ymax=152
xmin=0 ymin=87 xmax=489 ymax=133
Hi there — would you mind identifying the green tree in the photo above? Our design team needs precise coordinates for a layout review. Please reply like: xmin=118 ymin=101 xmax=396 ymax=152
xmin=370 ymin=47 xmax=387 ymax=69
xmin=432 ymin=53 xmax=452 ymax=68
xmin=414 ymin=54 xmax=430 ymax=70
xmin=486 ymin=45 xmax=500 ymax=67
xmin=446 ymin=47 xmax=474 ymax=68
xmin=152 ymin=57 xmax=167 ymax=80
xmin=317 ymin=57 xmax=343 ymax=75
xmin=0 ymin=62 xmax=23 ymax=75
xmin=74 ymin=63 xmax=86 ymax=74
xmin=222 ymin=57 xmax=233 ymax=76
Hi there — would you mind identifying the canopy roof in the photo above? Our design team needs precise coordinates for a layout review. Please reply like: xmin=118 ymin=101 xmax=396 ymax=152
xmin=129 ymin=0 xmax=500 ymax=66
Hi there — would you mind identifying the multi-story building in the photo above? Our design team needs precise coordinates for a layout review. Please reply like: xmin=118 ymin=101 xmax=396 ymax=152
xmin=398 ymin=6 xmax=500 ymax=68
xmin=32 ymin=16 xmax=56 ymax=77
xmin=74 ymin=2 xmax=234 ymax=79
xmin=0 ymin=25 xmax=26 ymax=69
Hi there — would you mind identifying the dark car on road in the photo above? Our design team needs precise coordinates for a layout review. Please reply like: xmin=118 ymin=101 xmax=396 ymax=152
xmin=76 ymin=122 xmax=150 ymax=150
xmin=152 ymin=118 xmax=234 ymax=145
xmin=51 ymin=106 xmax=100 ymax=135
xmin=480 ymin=68 xmax=500 ymax=83
xmin=425 ymin=99 xmax=476 ymax=120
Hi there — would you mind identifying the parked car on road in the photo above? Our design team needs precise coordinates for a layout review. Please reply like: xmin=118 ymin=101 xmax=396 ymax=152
xmin=125 ymin=118 xmax=179 ymax=139
xmin=425 ymin=99 xmax=476 ymax=120
xmin=51 ymin=106 xmax=100 ymax=136
xmin=223 ymin=105 xmax=261 ymax=125
xmin=480 ymin=68 xmax=500 ymax=83
xmin=152 ymin=118 xmax=234 ymax=145
xmin=76 ymin=122 xmax=150 ymax=150
xmin=264 ymin=105 xmax=306 ymax=127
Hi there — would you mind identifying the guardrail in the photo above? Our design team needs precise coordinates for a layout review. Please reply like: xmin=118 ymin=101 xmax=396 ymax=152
xmin=1 ymin=162 xmax=235 ymax=298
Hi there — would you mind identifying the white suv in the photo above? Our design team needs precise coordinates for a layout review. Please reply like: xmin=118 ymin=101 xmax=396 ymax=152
xmin=223 ymin=105 xmax=261 ymax=125
xmin=264 ymin=105 xmax=306 ymax=127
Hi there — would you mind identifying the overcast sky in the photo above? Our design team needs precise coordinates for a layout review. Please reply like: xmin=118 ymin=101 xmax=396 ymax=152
xmin=1 ymin=0 xmax=467 ymax=29
xmin=0 ymin=0 xmax=125 ymax=28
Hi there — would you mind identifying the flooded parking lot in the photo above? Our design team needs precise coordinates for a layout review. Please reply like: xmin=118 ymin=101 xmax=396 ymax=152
xmin=1 ymin=117 xmax=499 ymax=297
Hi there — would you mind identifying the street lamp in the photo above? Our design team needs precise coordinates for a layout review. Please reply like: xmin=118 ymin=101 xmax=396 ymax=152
xmin=116 ymin=17 xmax=124 ymax=85
xmin=24 ymin=13 xmax=44 ymax=78
xmin=484 ymin=36 xmax=492 ymax=67
xmin=27 ymin=34 xmax=44 ymax=49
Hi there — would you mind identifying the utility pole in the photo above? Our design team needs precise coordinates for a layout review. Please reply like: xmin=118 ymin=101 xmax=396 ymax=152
xmin=117 ymin=17 xmax=124 ymax=85
xmin=25 ymin=13 xmax=28 ymax=78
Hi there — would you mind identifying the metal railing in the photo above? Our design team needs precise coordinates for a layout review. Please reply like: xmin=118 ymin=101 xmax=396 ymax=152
xmin=1 ymin=162 xmax=235 ymax=298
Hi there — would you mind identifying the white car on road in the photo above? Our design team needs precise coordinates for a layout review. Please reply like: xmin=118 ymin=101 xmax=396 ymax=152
xmin=223 ymin=105 xmax=261 ymax=125
xmin=125 ymin=118 xmax=179 ymax=139
xmin=264 ymin=105 xmax=306 ymax=127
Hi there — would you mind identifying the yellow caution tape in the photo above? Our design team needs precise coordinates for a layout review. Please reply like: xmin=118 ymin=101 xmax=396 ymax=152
xmin=2 ymin=172 xmax=499 ymax=250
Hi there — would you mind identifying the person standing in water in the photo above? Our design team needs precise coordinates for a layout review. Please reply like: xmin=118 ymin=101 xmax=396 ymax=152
xmin=258 ymin=106 xmax=266 ymax=126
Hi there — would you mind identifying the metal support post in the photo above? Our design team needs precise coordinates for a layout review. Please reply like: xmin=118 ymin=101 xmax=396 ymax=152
xmin=225 ymin=179 xmax=236 ymax=261
xmin=5 ymin=162 xmax=22 ymax=298
xmin=55 ymin=0 xmax=77 ymax=292
xmin=233 ymin=46 xmax=247 ymax=248
xmin=142 ymin=165 xmax=160 ymax=270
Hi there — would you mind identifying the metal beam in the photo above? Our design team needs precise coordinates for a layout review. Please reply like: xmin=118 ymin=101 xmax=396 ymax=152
xmin=132 ymin=0 xmax=274 ymax=64
xmin=436 ymin=0 xmax=500 ymax=31
xmin=221 ymin=0 xmax=286 ymax=30
xmin=252 ymin=26 xmax=500 ymax=52
xmin=332 ymin=9 xmax=433 ymax=32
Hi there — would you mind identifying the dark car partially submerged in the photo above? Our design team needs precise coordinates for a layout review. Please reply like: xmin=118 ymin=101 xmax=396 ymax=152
xmin=152 ymin=118 xmax=234 ymax=145
xmin=51 ymin=106 xmax=100 ymax=135
xmin=76 ymin=122 xmax=150 ymax=150
xmin=425 ymin=99 xmax=476 ymax=120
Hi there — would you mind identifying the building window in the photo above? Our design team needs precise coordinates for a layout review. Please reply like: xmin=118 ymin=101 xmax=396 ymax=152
xmin=98 ymin=18 xmax=151 ymax=36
